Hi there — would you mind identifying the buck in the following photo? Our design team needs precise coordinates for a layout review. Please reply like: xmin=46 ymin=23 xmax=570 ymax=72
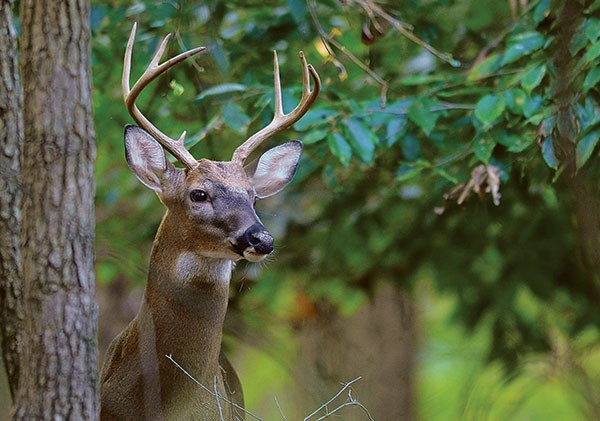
xmin=100 ymin=24 xmax=320 ymax=420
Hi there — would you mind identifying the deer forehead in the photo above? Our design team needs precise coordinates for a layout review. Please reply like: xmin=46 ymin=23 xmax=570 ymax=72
xmin=186 ymin=159 xmax=253 ymax=192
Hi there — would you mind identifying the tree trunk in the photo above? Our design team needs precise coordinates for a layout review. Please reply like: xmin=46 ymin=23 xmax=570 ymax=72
xmin=11 ymin=0 xmax=98 ymax=418
xmin=297 ymin=282 xmax=417 ymax=420
xmin=0 ymin=0 xmax=24 ymax=401
xmin=552 ymin=1 xmax=600 ymax=297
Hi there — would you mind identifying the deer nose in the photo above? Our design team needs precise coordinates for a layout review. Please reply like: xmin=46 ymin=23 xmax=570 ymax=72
xmin=238 ymin=224 xmax=274 ymax=255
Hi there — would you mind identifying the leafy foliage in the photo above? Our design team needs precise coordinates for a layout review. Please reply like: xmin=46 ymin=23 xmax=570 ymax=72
xmin=92 ymin=0 xmax=600 ymax=391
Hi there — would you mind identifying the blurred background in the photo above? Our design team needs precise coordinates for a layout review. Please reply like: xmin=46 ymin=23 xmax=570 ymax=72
xmin=4 ymin=0 xmax=600 ymax=419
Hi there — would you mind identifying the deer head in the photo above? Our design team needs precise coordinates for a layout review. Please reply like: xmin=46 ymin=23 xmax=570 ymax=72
xmin=122 ymin=23 xmax=320 ymax=263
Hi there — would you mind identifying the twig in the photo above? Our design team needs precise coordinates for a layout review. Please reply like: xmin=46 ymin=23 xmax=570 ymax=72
xmin=175 ymin=31 xmax=206 ymax=75
xmin=316 ymin=390 xmax=375 ymax=421
xmin=307 ymin=0 xmax=389 ymax=106
xmin=351 ymin=0 xmax=460 ymax=67
xmin=303 ymin=376 xmax=363 ymax=421
xmin=166 ymin=354 xmax=263 ymax=421
xmin=274 ymin=396 xmax=288 ymax=421
xmin=214 ymin=376 xmax=225 ymax=421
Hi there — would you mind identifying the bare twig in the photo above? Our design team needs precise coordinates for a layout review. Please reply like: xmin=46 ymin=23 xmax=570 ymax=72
xmin=274 ymin=396 xmax=288 ymax=421
xmin=303 ymin=376 xmax=364 ymax=421
xmin=351 ymin=0 xmax=460 ymax=67
xmin=307 ymin=0 xmax=389 ymax=105
xmin=166 ymin=354 xmax=263 ymax=421
xmin=214 ymin=376 xmax=225 ymax=421
xmin=168 ymin=354 xmax=372 ymax=420
xmin=316 ymin=390 xmax=375 ymax=421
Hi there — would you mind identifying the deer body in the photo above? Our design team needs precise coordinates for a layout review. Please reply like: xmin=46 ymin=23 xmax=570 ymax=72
xmin=101 ymin=192 xmax=240 ymax=420
xmin=100 ymin=24 xmax=319 ymax=421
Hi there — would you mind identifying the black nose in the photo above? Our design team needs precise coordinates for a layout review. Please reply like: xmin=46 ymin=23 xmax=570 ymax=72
xmin=237 ymin=224 xmax=274 ymax=255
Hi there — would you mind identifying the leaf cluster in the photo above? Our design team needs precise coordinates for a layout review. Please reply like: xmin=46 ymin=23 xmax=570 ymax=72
xmin=92 ymin=0 xmax=600 ymax=364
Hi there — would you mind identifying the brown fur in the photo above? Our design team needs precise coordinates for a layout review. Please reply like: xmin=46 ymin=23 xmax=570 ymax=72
xmin=100 ymin=161 xmax=256 ymax=420
xmin=101 ymin=127 xmax=302 ymax=419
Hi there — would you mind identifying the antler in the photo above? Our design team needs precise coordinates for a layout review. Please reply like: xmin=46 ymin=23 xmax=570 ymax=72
xmin=231 ymin=51 xmax=321 ymax=165
xmin=123 ymin=23 xmax=206 ymax=170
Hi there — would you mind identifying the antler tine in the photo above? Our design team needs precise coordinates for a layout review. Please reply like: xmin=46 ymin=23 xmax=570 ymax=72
xmin=232 ymin=51 xmax=321 ymax=165
xmin=123 ymin=23 xmax=206 ymax=170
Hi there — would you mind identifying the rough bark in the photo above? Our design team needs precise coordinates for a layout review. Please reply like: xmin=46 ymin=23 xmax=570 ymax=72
xmin=297 ymin=283 xmax=417 ymax=420
xmin=12 ymin=0 xmax=98 ymax=419
xmin=0 ymin=0 xmax=24 ymax=400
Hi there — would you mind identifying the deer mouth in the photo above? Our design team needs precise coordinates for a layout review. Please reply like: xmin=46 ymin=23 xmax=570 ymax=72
xmin=230 ymin=224 xmax=274 ymax=262
xmin=230 ymin=240 xmax=274 ymax=262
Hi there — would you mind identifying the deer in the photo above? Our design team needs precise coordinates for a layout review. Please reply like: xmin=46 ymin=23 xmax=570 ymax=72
xmin=100 ymin=23 xmax=320 ymax=420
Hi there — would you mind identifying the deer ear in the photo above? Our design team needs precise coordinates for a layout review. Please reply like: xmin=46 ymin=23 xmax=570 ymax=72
xmin=124 ymin=125 xmax=174 ymax=193
xmin=246 ymin=141 xmax=303 ymax=199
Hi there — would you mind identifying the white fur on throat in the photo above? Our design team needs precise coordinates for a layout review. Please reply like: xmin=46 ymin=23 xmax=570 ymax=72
xmin=174 ymin=252 xmax=232 ymax=284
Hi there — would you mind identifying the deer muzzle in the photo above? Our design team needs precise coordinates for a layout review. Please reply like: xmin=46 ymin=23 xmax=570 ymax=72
xmin=233 ymin=223 xmax=274 ymax=261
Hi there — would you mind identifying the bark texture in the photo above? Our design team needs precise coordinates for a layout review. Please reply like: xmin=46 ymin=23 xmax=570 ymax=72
xmin=297 ymin=283 xmax=417 ymax=420
xmin=0 ymin=0 xmax=24 ymax=400
xmin=12 ymin=0 xmax=98 ymax=418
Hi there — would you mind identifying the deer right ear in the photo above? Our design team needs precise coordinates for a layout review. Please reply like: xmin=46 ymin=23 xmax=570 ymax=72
xmin=124 ymin=125 xmax=174 ymax=192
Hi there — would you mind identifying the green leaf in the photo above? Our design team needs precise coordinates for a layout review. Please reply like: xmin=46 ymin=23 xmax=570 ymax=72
xmin=523 ymin=95 xmax=543 ymax=119
xmin=327 ymin=132 xmax=352 ymax=166
xmin=468 ymin=53 xmax=502 ymax=80
xmin=396 ymin=160 xmax=430 ymax=182
xmin=286 ymin=0 xmax=307 ymax=23
xmin=541 ymin=137 xmax=558 ymax=169
xmin=302 ymin=129 xmax=327 ymax=145
xmin=401 ymin=132 xmax=421 ymax=161
xmin=576 ymin=129 xmax=600 ymax=169
xmin=400 ymin=74 xmax=446 ymax=86
xmin=408 ymin=98 xmax=440 ymax=136
xmin=473 ymin=133 xmax=496 ymax=163
xmin=589 ymin=0 xmax=600 ymax=13
xmin=474 ymin=95 xmax=507 ymax=128
xmin=342 ymin=118 xmax=376 ymax=163
xmin=576 ymin=41 xmax=600 ymax=72
xmin=432 ymin=166 xmax=459 ymax=184
xmin=195 ymin=83 xmax=247 ymax=102
xmin=583 ymin=67 xmax=600 ymax=93
xmin=293 ymin=109 xmax=337 ymax=131
xmin=504 ymin=88 xmax=527 ymax=114
xmin=494 ymin=130 xmax=533 ymax=153
xmin=502 ymin=32 xmax=545 ymax=65
xmin=584 ymin=17 xmax=600 ymax=42
xmin=521 ymin=64 xmax=547 ymax=94
xmin=540 ymin=116 xmax=556 ymax=137
xmin=222 ymin=101 xmax=250 ymax=134
xmin=207 ymin=38 xmax=230 ymax=73
xmin=533 ymin=0 xmax=551 ymax=24
xmin=570 ymin=31 xmax=588 ymax=56
xmin=386 ymin=116 xmax=408 ymax=146
xmin=577 ymin=98 xmax=600 ymax=131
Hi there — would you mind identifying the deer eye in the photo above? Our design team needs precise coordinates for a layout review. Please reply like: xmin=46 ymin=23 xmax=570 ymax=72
xmin=190 ymin=189 xmax=208 ymax=202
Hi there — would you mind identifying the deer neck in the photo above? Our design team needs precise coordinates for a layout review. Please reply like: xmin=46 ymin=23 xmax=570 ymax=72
xmin=139 ymin=214 xmax=234 ymax=382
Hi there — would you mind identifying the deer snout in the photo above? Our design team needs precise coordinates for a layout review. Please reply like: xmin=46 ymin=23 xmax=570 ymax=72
xmin=234 ymin=224 xmax=274 ymax=261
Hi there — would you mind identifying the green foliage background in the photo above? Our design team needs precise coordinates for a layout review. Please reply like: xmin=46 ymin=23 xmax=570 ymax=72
xmin=92 ymin=0 xmax=600 ymax=418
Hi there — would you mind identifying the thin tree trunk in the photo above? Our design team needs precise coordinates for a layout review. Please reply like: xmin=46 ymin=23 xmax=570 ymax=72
xmin=12 ymin=0 xmax=98 ymax=418
xmin=0 ymin=0 xmax=24 ymax=401
xmin=297 ymin=282 xmax=417 ymax=420
xmin=552 ymin=1 xmax=600 ymax=297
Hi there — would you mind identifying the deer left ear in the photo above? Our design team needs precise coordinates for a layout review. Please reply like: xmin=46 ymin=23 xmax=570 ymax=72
xmin=245 ymin=141 xmax=302 ymax=199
